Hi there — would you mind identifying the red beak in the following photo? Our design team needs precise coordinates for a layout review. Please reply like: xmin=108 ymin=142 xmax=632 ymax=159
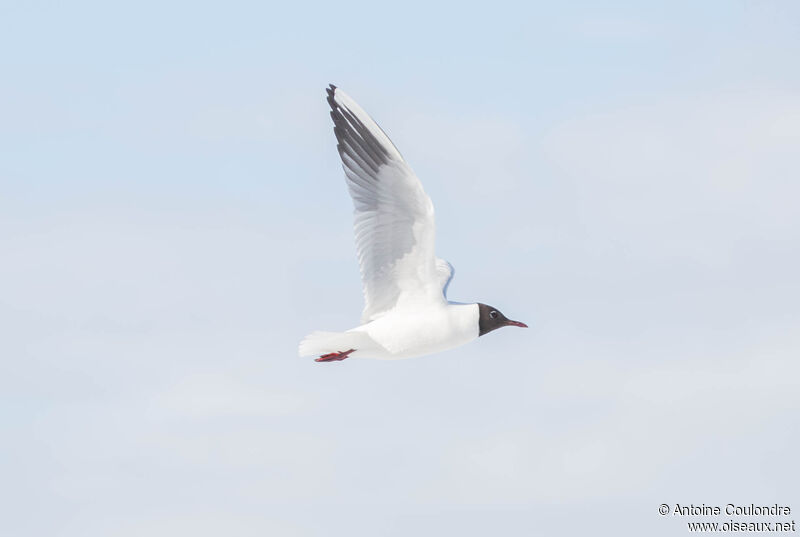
xmin=505 ymin=320 xmax=528 ymax=328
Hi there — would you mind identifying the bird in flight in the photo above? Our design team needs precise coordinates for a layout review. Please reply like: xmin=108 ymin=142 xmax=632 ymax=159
xmin=299 ymin=85 xmax=527 ymax=362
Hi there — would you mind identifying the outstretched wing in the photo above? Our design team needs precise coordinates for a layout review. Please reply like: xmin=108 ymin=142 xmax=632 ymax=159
xmin=327 ymin=85 xmax=451 ymax=322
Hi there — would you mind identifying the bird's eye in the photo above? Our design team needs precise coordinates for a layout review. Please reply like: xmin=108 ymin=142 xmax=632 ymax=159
xmin=489 ymin=310 xmax=498 ymax=319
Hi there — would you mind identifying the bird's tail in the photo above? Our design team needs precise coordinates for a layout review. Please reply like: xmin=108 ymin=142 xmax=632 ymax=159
xmin=298 ymin=330 xmax=370 ymax=357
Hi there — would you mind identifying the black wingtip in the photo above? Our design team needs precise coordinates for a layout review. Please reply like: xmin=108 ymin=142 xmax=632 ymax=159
xmin=326 ymin=85 xmax=338 ymax=111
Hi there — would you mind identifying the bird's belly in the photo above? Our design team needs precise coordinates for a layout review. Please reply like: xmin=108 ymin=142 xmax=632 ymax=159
xmin=356 ymin=306 xmax=478 ymax=360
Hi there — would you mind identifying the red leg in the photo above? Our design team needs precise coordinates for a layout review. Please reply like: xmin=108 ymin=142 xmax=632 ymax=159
xmin=315 ymin=349 xmax=356 ymax=362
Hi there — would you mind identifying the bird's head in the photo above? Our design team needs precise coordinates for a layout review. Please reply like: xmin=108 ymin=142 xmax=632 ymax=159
xmin=477 ymin=303 xmax=528 ymax=336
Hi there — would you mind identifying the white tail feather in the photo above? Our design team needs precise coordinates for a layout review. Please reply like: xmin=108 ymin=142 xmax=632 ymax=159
xmin=298 ymin=331 xmax=371 ymax=357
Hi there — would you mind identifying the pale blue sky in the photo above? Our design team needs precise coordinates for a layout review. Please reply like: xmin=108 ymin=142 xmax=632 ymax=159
xmin=2 ymin=1 xmax=799 ymax=536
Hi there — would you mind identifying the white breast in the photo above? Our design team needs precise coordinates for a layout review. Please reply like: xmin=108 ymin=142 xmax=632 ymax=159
xmin=353 ymin=303 xmax=479 ymax=360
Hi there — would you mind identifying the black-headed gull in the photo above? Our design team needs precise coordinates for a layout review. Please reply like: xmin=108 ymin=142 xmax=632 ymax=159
xmin=299 ymin=85 xmax=527 ymax=362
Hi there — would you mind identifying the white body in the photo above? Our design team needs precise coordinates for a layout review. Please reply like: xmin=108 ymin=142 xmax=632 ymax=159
xmin=300 ymin=303 xmax=479 ymax=360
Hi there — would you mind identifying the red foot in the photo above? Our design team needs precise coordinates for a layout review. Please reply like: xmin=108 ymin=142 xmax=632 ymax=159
xmin=315 ymin=349 xmax=356 ymax=362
